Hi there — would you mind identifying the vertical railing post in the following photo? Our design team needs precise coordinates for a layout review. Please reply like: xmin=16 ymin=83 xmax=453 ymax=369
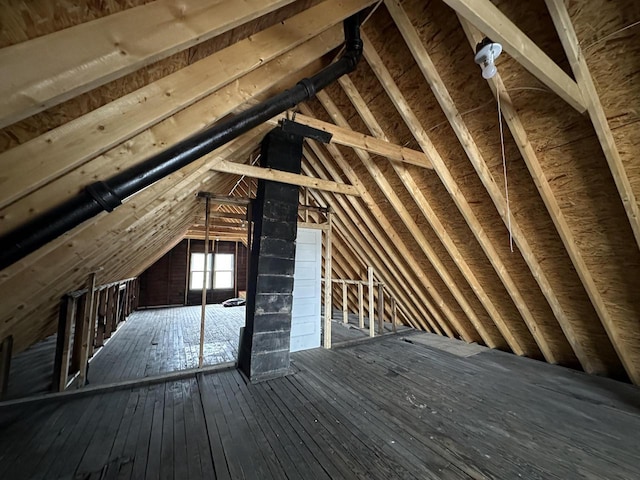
xmin=368 ymin=267 xmax=375 ymax=338
xmin=323 ymin=211 xmax=333 ymax=348
xmin=78 ymin=272 xmax=97 ymax=387
xmin=377 ymin=283 xmax=384 ymax=335
xmin=391 ymin=296 xmax=397 ymax=333
xmin=358 ymin=281 xmax=364 ymax=328
xmin=342 ymin=281 xmax=349 ymax=324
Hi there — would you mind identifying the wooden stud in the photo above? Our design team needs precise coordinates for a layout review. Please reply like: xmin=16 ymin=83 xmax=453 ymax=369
xmin=323 ymin=211 xmax=333 ymax=348
xmin=342 ymin=281 xmax=349 ymax=324
xmin=377 ymin=284 xmax=384 ymax=335
xmin=185 ymin=239 xmax=191 ymax=305
xmin=358 ymin=282 xmax=365 ymax=328
xmin=78 ymin=272 xmax=97 ymax=387
xmin=368 ymin=267 xmax=375 ymax=338
xmin=436 ymin=0 xmax=586 ymax=111
xmin=52 ymin=295 xmax=76 ymax=392
xmin=199 ymin=196 xmax=211 ymax=368
xmin=392 ymin=297 xmax=397 ymax=333
xmin=94 ymin=289 xmax=107 ymax=348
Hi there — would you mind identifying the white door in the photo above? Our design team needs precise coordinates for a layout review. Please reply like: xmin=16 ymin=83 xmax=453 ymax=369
xmin=290 ymin=228 xmax=322 ymax=352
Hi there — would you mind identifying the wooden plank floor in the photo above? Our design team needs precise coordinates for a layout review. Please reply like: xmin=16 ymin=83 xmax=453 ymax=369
xmin=1 ymin=333 xmax=639 ymax=479
xmin=329 ymin=310 xmax=411 ymax=345
xmin=88 ymin=305 xmax=245 ymax=385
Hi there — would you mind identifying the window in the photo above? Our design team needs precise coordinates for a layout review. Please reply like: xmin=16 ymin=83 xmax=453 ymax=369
xmin=189 ymin=252 xmax=234 ymax=290
xmin=190 ymin=253 xmax=211 ymax=290
xmin=213 ymin=253 xmax=234 ymax=289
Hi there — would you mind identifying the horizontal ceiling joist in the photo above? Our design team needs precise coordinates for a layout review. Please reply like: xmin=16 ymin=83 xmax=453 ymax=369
xmin=210 ymin=161 xmax=360 ymax=196
xmin=438 ymin=0 xmax=586 ymax=112
xmin=0 ymin=0 xmax=297 ymax=128
xmin=196 ymin=193 xmax=251 ymax=206
xmin=268 ymin=113 xmax=433 ymax=169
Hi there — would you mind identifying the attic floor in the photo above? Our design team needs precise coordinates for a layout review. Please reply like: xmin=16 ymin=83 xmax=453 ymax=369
xmin=1 ymin=334 xmax=639 ymax=479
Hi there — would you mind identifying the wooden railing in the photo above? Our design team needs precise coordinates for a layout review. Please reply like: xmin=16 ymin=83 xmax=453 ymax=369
xmin=324 ymin=267 xmax=403 ymax=344
xmin=53 ymin=276 xmax=139 ymax=391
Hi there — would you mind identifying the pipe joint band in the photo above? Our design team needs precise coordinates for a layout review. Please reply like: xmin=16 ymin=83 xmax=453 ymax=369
xmin=298 ymin=78 xmax=316 ymax=98
xmin=85 ymin=181 xmax=122 ymax=212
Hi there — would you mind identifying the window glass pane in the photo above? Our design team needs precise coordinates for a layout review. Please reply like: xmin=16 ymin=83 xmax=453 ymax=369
xmin=191 ymin=272 xmax=204 ymax=289
xmin=214 ymin=271 xmax=233 ymax=289
xmin=215 ymin=253 xmax=234 ymax=271
xmin=191 ymin=253 xmax=204 ymax=271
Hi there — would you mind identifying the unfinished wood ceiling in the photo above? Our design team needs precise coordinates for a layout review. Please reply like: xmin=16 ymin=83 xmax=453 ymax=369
xmin=0 ymin=0 xmax=638 ymax=383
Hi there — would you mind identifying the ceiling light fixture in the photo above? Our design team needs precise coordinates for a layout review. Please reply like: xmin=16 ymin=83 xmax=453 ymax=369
xmin=474 ymin=37 xmax=502 ymax=79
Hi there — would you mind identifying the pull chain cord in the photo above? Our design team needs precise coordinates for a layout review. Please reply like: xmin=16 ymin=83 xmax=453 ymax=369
xmin=497 ymin=87 xmax=514 ymax=252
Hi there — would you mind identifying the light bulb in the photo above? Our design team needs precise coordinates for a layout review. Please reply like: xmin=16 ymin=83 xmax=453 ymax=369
xmin=481 ymin=61 xmax=497 ymax=79
xmin=474 ymin=39 xmax=502 ymax=80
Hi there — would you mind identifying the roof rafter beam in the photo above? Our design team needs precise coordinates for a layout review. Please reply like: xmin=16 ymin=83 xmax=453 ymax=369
xmin=545 ymin=0 xmax=640 ymax=256
xmin=361 ymin=29 xmax=589 ymax=366
xmin=338 ymin=74 xmax=539 ymax=358
xmin=0 ymin=0 xmax=370 ymax=209
xmin=301 ymin=158 xmax=431 ymax=332
xmin=437 ymin=0 xmax=586 ymax=112
xmin=302 ymin=146 xmax=445 ymax=335
xmin=0 ymin=33 xmax=338 ymax=234
xmin=458 ymin=15 xmax=629 ymax=380
xmin=314 ymin=91 xmax=504 ymax=350
xmin=302 ymin=103 xmax=478 ymax=343
xmin=0 ymin=0 xmax=298 ymax=128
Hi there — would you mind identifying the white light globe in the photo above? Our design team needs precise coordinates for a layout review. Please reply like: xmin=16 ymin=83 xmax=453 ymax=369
xmin=481 ymin=62 xmax=497 ymax=79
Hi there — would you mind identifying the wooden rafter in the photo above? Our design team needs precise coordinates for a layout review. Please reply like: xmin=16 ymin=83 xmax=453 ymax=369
xmin=361 ymin=29 xmax=589 ymax=368
xmin=338 ymin=75 xmax=538 ymax=358
xmin=314 ymin=91 xmax=507 ymax=350
xmin=0 ymin=36 xmax=336 ymax=234
xmin=0 ymin=0 xmax=347 ymax=128
xmin=302 ymin=146 xmax=446 ymax=335
xmin=302 ymin=104 xmax=478 ymax=343
xmin=0 ymin=1 xmax=361 ymax=210
xmin=457 ymin=16 xmax=628 ymax=379
xmin=437 ymin=0 xmax=586 ymax=112
xmin=303 ymin=173 xmax=428 ymax=332
xmin=545 ymin=0 xmax=640 ymax=255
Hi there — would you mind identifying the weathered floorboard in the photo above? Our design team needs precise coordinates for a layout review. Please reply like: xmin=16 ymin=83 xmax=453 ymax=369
xmin=1 ymin=334 xmax=639 ymax=479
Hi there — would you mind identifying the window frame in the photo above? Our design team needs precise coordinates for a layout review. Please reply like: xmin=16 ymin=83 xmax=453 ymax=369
xmin=188 ymin=252 xmax=212 ymax=290
xmin=213 ymin=253 xmax=235 ymax=290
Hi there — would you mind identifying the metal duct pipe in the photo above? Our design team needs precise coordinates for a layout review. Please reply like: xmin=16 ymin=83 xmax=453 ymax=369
xmin=0 ymin=14 xmax=363 ymax=271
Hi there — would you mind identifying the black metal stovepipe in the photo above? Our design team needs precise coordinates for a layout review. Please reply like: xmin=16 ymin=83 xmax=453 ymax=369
xmin=0 ymin=13 xmax=364 ymax=271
